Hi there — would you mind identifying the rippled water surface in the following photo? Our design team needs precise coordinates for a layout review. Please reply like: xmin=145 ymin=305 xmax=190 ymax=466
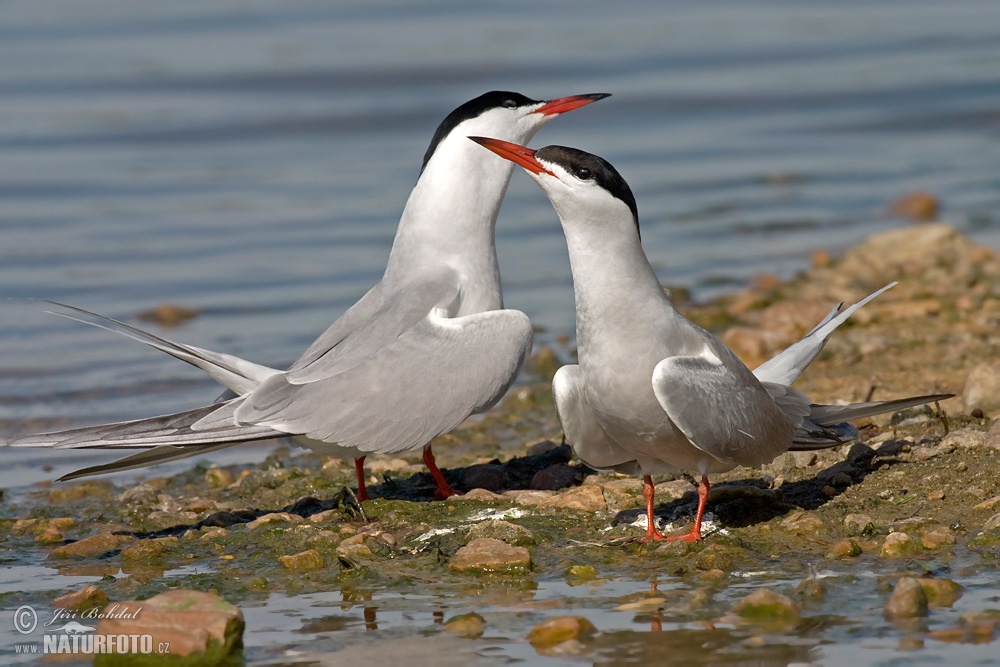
xmin=1 ymin=1 xmax=1000 ymax=663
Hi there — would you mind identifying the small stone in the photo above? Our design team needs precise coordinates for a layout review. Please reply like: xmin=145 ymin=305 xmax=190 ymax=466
xmin=462 ymin=463 xmax=509 ymax=492
xmin=566 ymin=565 xmax=599 ymax=581
xmin=916 ymin=578 xmax=963 ymax=608
xmin=974 ymin=496 xmax=1000 ymax=511
xmin=526 ymin=439 xmax=560 ymax=456
xmin=120 ymin=536 xmax=180 ymax=561
xmin=830 ymin=472 xmax=853 ymax=488
xmin=336 ymin=534 xmax=374 ymax=561
xmin=846 ymin=443 xmax=876 ymax=464
xmin=95 ymin=590 xmax=243 ymax=660
xmin=443 ymin=612 xmax=485 ymax=638
xmin=49 ymin=532 xmax=135 ymax=559
xmin=796 ymin=578 xmax=826 ymax=600
xmin=48 ymin=481 xmax=113 ymax=504
xmin=889 ymin=190 xmax=939 ymax=221
xmin=528 ymin=616 xmax=596 ymax=651
xmin=844 ymin=514 xmax=874 ymax=534
xmin=504 ymin=490 xmax=554 ymax=506
xmin=138 ymin=303 xmax=200 ymax=326
xmin=940 ymin=427 xmax=987 ymax=450
xmin=309 ymin=509 xmax=341 ymax=524
xmin=653 ymin=479 xmax=694 ymax=501
xmin=880 ymin=532 xmax=918 ymax=558
xmin=884 ymin=577 xmax=929 ymax=620
xmin=466 ymin=519 xmax=535 ymax=546
xmin=528 ymin=346 xmax=562 ymax=379
xmin=204 ymin=467 xmax=235 ymax=489
xmin=530 ymin=463 xmax=581 ymax=491
xmin=449 ymin=538 xmax=531 ymax=573
xmin=963 ymin=364 xmax=1000 ymax=415
xmin=731 ymin=588 xmax=801 ymax=627
xmin=455 ymin=488 xmax=503 ymax=501
xmin=601 ymin=478 xmax=643 ymax=493
xmin=246 ymin=512 xmax=304 ymax=530
xmin=920 ymin=524 xmax=957 ymax=550
xmin=52 ymin=585 xmax=109 ymax=613
xmin=279 ymin=549 xmax=325 ymax=572
xmin=927 ymin=489 xmax=946 ymax=502
xmin=825 ymin=539 xmax=862 ymax=560
xmin=978 ymin=513 xmax=1000 ymax=537
xmin=539 ymin=485 xmax=607 ymax=512
xmin=781 ymin=511 xmax=825 ymax=535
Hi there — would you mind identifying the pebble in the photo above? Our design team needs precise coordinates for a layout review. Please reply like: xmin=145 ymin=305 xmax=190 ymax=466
xmin=919 ymin=524 xmax=957 ymax=550
xmin=539 ymin=485 xmax=607 ymax=512
xmin=466 ymin=519 xmax=535 ymax=546
xmin=504 ymin=490 xmax=554 ymax=506
xmin=889 ymin=190 xmax=939 ymax=221
xmin=884 ymin=577 xmax=929 ymax=620
xmin=527 ymin=616 xmax=597 ymax=652
xmin=204 ymin=467 xmax=235 ymax=489
xmin=796 ymin=577 xmax=826 ymax=600
xmin=917 ymin=578 xmax=963 ymax=608
xmin=880 ymin=532 xmax=918 ymax=558
xmin=246 ymin=512 xmax=305 ymax=530
xmin=95 ymin=589 xmax=243 ymax=660
xmin=963 ymin=364 xmax=1000 ymax=415
xmin=279 ymin=549 xmax=325 ymax=572
xmin=731 ymin=588 xmax=801 ymax=627
xmin=973 ymin=495 xmax=1000 ymax=511
xmin=443 ymin=612 xmax=486 ymax=638
xmin=825 ymin=539 xmax=862 ymax=560
xmin=49 ymin=532 xmax=135 ymax=559
xmin=336 ymin=535 xmax=374 ymax=561
xmin=940 ymin=427 xmax=987 ymax=450
xmin=449 ymin=538 xmax=531 ymax=573
xmin=461 ymin=462 xmax=509 ymax=492
xmin=844 ymin=513 xmax=875 ymax=534
xmin=530 ymin=463 xmax=580 ymax=490
xmin=120 ymin=536 xmax=180 ymax=561
xmin=781 ymin=511 xmax=825 ymax=535
xmin=52 ymin=585 xmax=109 ymax=613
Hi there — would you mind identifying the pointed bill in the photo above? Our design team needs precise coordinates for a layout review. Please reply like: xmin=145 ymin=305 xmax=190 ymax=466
xmin=535 ymin=93 xmax=611 ymax=116
xmin=468 ymin=137 xmax=553 ymax=176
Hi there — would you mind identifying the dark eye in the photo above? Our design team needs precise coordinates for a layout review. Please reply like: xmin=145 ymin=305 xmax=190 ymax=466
xmin=574 ymin=167 xmax=592 ymax=180
xmin=502 ymin=98 xmax=518 ymax=109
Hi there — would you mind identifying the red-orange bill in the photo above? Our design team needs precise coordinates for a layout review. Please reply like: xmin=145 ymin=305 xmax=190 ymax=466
xmin=468 ymin=137 xmax=552 ymax=176
xmin=535 ymin=92 xmax=610 ymax=116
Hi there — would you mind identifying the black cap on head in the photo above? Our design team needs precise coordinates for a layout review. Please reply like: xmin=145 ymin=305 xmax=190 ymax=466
xmin=534 ymin=146 xmax=640 ymax=237
xmin=421 ymin=91 xmax=539 ymax=172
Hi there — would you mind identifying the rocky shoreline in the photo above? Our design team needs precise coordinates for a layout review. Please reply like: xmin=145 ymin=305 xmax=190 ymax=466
xmin=3 ymin=222 xmax=1000 ymax=662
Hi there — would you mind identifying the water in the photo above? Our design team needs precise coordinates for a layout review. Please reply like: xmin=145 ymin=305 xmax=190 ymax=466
xmin=1 ymin=1 xmax=1000 ymax=663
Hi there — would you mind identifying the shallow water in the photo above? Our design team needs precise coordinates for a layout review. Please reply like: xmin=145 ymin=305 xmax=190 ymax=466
xmin=2 ymin=1 xmax=1000 ymax=664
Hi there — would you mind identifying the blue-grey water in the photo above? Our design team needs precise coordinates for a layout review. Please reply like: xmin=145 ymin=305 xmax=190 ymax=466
xmin=1 ymin=1 xmax=1000 ymax=663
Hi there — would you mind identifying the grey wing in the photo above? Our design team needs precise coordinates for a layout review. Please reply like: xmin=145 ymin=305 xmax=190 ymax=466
xmin=753 ymin=282 xmax=896 ymax=385
xmin=289 ymin=281 xmax=388 ymax=371
xmin=552 ymin=365 xmax=640 ymax=475
xmin=652 ymin=353 xmax=798 ymax=467
xmin=58 ymin=442 xmax=241 ymax=481
xmin=196 ymin=307 xmax=533 ymax=455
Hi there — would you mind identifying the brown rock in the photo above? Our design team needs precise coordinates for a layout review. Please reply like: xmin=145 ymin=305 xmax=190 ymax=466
xmin=449 ymin=538 xmax=531 ymax=573
xmin=466 ymin=519 xmax=535 ymax=546
xmin=920 ymin=524 xmax=957 ymax=550
xmin=781 ymin=511 xmax=825 ymax=535
xmin=916 ymin=578 xmax=963 ymax=608
xmin=279 ymin=549 xmax=325 ymax=572
xmin=539 ymin=485 xmax=607 ymax=512
xmin=455 ymin=488 xmax=503 ymax=501
xmin=95 ymin=590 xmax=243 ymax=660
xmin=731 ymin=588 xmax=801 ymax=627
xmin=528 ymin=616 xmax=596 ymax=651
xmin=825 ymin=539 xmax=862 ymax=560
xmin=204 ymin=468 xmax=235 ymax=489
xmin=504 ymin=490 xmax=554 ymax=506
xmin=884 ymin=577 xmax=929 ymax=620
xmin=120 ymin=537 xmax=180 ymax=561
xmin=246 ymin=512 xmax=304 ymax=530
xmin=52 ymin=585 xmax=109 ymax=613
xmin=653 ymin=479 xmax=694 ymax=501
xmin=137 ymin=303 xmax=200 ymax=326
xmin=889 ymin=190 xmax=939 ymax=221
xmin=844 ymin=513 xmax=874 ymax=534
xmin=443 ymin=612 xmax=485 ymax=638
xmin=49 ymin=532 xmax=135 ymax=559
xmin=880 ymin=532 xmax=918 ymax=558
xmin=963 ymin=364 xmax=1000 ymax=415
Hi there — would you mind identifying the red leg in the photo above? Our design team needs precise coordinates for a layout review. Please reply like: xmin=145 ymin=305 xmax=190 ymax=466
xmin=354 ymin=456 xmax=370 ymax=502
xmin=662 ymin=475 xmax=709 ymax=543
xmin=423 ymin=446 xmax=461 ymax=499
xmin=639 ymin=475 xmax=666 ymax=542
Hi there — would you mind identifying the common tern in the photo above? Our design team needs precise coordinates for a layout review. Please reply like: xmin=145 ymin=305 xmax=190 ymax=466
xmin=471 ymin=137 xmax=952 ymax=542
xmin=1 ymin=91 xmax=609 ymax=500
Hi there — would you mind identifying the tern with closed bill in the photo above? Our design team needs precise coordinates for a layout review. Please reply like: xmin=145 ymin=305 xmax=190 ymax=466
xmin=470 ymin=136 xmax=951 ymax=542
xmin=1 ymin=91 xmax=609 ymax=500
